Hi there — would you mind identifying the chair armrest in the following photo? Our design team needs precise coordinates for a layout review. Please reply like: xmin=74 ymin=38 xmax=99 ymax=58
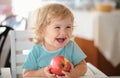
xmin=80 ymin=63 xmax=108 ymax=78
xmin=85 ymin=65 xmax=94 ymax=76
xmin=86 ymin=62 xmax=107 ymax=77
xmin=1 ymin=68 xmax=12 ymax=78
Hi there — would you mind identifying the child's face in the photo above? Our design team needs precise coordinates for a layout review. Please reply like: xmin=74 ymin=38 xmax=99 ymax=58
xmin=43 ymin=17 xmax=73 ymax=51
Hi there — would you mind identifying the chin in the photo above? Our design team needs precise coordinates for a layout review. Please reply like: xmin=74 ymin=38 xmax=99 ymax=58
xmin=56 ymin=45 xmax=64 ymax=49
xmin=57 ymin=43 xmax=67 ymax=48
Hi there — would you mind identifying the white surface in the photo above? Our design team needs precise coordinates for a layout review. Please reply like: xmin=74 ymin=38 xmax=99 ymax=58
xmin=73 ymin=10 xmax=120 ymax=67
xmin=94 ymin=11 xmax=120 ymax=67
xmin=109 ymin=76 xmax=120 ymax=78
xmin=1 ymin=68 xmax=11 ymax=78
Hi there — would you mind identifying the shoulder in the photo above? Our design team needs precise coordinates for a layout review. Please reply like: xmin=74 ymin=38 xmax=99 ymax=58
xmin=29 ymin=44 xmax=43 ymax=55
xmin=63 ymin=40 xmax=78 ymax=52
xmin=65 ymin=40 xmax=77 ymax=48
xmin=32 ymin=44 xmax=42 ymax=50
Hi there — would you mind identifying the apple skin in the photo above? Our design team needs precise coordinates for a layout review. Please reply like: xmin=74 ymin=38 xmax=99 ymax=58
xmin=49 ymin=56 xmax=71 ymax=76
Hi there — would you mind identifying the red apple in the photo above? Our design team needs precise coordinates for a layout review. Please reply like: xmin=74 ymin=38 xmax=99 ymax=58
xmin=49 ymin=56 xmax=71 ymax=76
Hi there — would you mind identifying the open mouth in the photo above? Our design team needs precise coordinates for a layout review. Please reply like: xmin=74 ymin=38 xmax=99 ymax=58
xmin=56 ymin=38 xmax=66 ymax=43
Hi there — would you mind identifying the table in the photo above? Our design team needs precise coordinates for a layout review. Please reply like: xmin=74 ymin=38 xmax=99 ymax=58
xmin=93 ymin=11 xmax=120 ymax=67
xmin=23 ymin=75 xmax=108 ymax=78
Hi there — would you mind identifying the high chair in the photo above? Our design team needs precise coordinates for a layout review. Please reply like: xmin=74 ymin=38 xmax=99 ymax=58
xmin=1 ymin=30 xmax=107 ymax=78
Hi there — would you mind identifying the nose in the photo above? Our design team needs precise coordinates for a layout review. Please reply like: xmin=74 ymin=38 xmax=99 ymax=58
xmin=60 ymin=29 xmax=67 ymax=35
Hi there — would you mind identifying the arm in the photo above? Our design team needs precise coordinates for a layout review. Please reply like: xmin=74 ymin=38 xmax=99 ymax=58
xmin=23 ymin=68 xmax=45 ymax=77
xmin=23 ymin=67 xmax=56 ymax=78
xmin=74 ymin=60 xmax=87 ymax=76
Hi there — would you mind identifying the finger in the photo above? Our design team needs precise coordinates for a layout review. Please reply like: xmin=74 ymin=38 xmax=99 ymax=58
xmin=44 ymin=67 xmax=49 ymax=74
xmin=56 ymin=75 xmax=65 ymax=78
xmin=62 ymin=71 xmax=69 ymax=75
xmin=62 ymin=71 xmax=71 ymax=78
xmin=70 ymin=62 xmax=74 ymax=69
xmin=56 ymin=75 xmax=61 ymax=78
xmin=47 ymin=73 xmax=56 ymax=78
xmin=44 ymin=66 xmax=56 ymax=77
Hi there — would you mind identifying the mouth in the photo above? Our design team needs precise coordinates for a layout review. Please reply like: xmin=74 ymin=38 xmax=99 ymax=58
xmin=56 ymin=38 xmax=67 ymax=43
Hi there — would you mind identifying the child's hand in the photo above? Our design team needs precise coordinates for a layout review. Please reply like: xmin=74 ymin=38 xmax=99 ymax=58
xmin=56 ymin=63 xmax=78 ymax=78
xmin=44 ymin=66 xmax=57 ymax=78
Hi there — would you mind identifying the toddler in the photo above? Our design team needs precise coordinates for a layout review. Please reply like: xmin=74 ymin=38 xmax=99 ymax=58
xmin=22 ymin=3 xmax=87 ymax=78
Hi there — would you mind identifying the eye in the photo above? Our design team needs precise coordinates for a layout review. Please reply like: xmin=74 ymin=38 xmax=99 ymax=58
xmin=55 ymin=26 xmax=60 ymax=29
xmin=66 ymin=26 xmax=72 ymax=29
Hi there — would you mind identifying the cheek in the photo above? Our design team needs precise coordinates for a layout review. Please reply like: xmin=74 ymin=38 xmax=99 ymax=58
xmin=45 ymin=32 xmax=56 ymax=39
xmin=68 ymin=31 xmax=73 ymax=36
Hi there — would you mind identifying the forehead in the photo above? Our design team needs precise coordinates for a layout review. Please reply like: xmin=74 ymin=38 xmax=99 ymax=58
xmin=50 ymin=16 xmax=73 ymax=24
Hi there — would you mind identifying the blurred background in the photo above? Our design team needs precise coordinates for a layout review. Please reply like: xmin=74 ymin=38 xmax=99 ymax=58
xmin=0 ymin=0 xmax=120 ymax=76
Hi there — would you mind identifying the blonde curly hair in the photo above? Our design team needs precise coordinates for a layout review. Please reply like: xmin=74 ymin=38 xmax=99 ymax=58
xmin=32 ymin=3 xmax=74 ymax=44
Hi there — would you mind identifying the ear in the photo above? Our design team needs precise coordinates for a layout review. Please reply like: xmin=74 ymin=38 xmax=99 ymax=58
xmin=40 ymin=27 xmax=46 ymax=37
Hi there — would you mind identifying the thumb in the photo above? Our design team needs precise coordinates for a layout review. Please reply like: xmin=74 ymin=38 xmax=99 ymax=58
xmin=62 ymin=70 xmax=68 ymax=75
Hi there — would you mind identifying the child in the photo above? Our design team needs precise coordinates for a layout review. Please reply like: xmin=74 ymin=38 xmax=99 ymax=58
xmin=22 ymin=3 xmax=87 ymax=78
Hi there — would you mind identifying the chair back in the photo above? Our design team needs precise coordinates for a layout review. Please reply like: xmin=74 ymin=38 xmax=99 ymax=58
xmin=10 ymin=31 xmax=107 ymax=78
xmin=10 ymin=30 xmax=34 ymax=78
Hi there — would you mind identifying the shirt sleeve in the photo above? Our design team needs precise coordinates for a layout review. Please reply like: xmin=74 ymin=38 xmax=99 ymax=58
xmin=22 ymin=46 xmax=38 ymax=70
xmin=72 ymin=41 xmax=87 ymax=65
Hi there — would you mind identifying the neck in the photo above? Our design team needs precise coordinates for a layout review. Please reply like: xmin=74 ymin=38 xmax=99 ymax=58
xmin=43 ymin=42 xmax=58 ymax=52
